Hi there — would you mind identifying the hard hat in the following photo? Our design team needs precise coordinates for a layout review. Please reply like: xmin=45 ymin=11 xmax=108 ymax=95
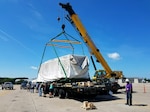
xmin=125 ymin=79 xmax=129 ymax=82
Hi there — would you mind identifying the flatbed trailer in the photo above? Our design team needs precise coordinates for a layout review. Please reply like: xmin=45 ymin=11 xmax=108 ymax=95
xmin=52 ymin=79 xmax=107 ymax=98
xmin=53 ymin=82 xmax=107 ymax=98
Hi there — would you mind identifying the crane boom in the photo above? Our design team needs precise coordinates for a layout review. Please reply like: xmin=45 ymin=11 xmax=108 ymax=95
xmin=59 ymin=3 xmax=123 ymax=78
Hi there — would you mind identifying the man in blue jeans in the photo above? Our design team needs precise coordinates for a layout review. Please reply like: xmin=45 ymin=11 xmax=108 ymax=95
xmin=38 ymin=83 xmax=43 ymax=96
xmin=125 ymin=79 xmax=133 ymax=106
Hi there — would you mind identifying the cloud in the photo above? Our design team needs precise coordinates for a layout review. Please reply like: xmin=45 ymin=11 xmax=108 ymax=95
xmin=27 ymin=2 xmax=43 ymax=20
xmin=30 ymin=66 xmax=38 ymax=70
xmin=0 ymin=28 xmax=36 ymax=55
xmin=0 ymin=35 xmax=9 ymax=41
xmin=31 ymin=10 xmax=43 ymax=20
xmin=0 ymin=29 xmax=10 ymax=41
xmin=107 ymin=52 xmax=120 ymax=60
xmin=21 ymin=3 xmax=49 ymax=34
xmin=0 ymin=28 xmax=25 ymax=45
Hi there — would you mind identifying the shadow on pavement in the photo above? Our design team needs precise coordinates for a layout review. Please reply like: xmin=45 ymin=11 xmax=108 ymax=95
xmin=132 ymin=104 xmax=148 ymax=106
xmin=115 ymin=91 xmax=137 ymax=94
xmin=72 ymin=94 xmax=123 ymax=102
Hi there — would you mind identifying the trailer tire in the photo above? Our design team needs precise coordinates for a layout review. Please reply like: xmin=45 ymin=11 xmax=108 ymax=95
xmin=65 ymin=91 xmax=71 ymax=98
xmin=53 ymin=88 xmax=58 ymax=96
xmin=59 ymin=89 xmax=65 ymax=99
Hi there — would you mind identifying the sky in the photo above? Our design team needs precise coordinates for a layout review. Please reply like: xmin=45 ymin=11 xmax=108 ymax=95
xmin=0 ymin=0 xmax=150 ymax=79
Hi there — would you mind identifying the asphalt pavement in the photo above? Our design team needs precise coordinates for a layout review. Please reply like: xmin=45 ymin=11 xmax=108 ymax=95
xmin=0 ymin=84 xmax=150 ymax=112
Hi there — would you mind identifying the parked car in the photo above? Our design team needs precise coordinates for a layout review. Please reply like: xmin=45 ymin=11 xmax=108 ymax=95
xmin=20 ymin=81 xmax=27 ymax=89
xmin=2 ymin=82 xmax=13 ymax=90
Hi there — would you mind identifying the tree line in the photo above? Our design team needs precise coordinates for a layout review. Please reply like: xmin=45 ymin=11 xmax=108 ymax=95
xmin=0 ymin=77 xmax=28 ymax=84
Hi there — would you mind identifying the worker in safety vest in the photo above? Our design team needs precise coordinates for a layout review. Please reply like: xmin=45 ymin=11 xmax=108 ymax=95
xmin=125 ymin=79 xmax=133 ymax=106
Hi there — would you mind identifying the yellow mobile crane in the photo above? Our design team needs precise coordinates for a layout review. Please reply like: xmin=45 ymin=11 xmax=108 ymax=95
xmin=59 ymin=3 xmax=123 ymax=92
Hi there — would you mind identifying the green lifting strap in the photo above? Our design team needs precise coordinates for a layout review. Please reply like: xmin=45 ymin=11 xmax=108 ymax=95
xmin=51 ymin=31 xmax=74 ymax=54
xmin=62 ymin=31 xmax=85 ymax=55
xmin=37 ymin=44 xmax=47 ymax=76
xmin=50 ymin=41 xmax=68 ymax=80
xmin=38 ymin=29 xmax=85 ymax=80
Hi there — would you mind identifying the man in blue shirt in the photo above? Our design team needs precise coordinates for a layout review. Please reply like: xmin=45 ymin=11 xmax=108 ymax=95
xmin=125 ymin=79 xmax=133 ymax=106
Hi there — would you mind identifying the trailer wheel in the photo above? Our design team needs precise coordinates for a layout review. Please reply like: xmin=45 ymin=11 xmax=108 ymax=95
xmin=65 ymin=91 xmax=71 ymax=98
xmin=58 ymin=89 xmax=65 ymax=99
xmin=53 ymin=88 xmax=58 ymax=96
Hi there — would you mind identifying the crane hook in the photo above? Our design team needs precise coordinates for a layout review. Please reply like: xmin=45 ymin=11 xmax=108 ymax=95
xmin=57 ymin=17 xmax=60 ymax=22
xmin=62 ymin=24 xmax=65 ymax=31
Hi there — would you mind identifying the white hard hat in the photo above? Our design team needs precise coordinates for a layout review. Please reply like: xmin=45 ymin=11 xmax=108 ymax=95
xmin=125 ymin=79 xmax=129 ymax=82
